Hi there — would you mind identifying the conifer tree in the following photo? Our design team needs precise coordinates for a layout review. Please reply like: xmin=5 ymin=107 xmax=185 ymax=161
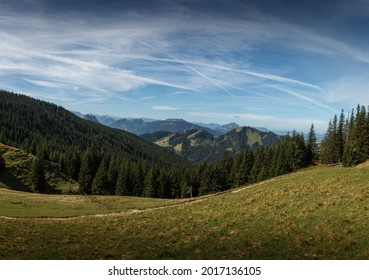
xmin=66 ymin=150 xmax=81 ymax=181
xmin=29 ymin=152 xmax=46 ymax=192
xmin=106 ymin=156 xmax=119 ymax=195
xmin=306 ymin=123 xmax=318 ymax=163
xmin=320 ymin=117 xmax=339 ymax=164
xmin=91 ymin=156 xmax=109 ymax=195
xmin=288 ymin=131 xmax=308 ymax=171
xmin=180 ymin=180 xmax=188 ymax=199
xmin=144 ymin=166 xmax=159 ymax=198
xmin=250 ymin=146 xmax=267 ymax=183
xmin=131 ymin=161 xmax=145 ymax=197
xmin=115 ymin=160 xmax=132 ymax=196
xmin=336 ymin=110 xmax=345 ymax=162
xmin=157 ymin=169 xmax=170 ymax=198
xmin=78 ymin=148 xmax=100 ymax=194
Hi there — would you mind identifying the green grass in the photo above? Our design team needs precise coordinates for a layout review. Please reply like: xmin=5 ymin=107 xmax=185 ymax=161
xmin=2 ymin=165 xmax=369 ymax=259
xmin=0 ymin=188 xmax=187 ymax=217
xmin=0 ymin=143 xmax=78 ymax=193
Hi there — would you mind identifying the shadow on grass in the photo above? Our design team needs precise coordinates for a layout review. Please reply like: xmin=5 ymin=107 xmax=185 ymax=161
xmin=0 ymin=169 xmax=62 ymax=194
xmin=0 ymin=168 xmax=30 ymax=192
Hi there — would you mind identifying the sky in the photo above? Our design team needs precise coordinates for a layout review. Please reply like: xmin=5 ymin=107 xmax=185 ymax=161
xmin=1 ymin=0 xmax=369 ymax=133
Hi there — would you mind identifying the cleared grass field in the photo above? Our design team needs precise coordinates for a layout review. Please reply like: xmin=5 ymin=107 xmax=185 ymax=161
xmin=0 ymin=188 xmax=186 ymax=217
xmin=1 ymin=165 xmax=369 ymax=259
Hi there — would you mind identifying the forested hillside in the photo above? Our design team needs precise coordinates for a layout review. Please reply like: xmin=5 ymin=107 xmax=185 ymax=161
xmin=142 ymin=126 xmax=280 ymax=164
xmin=0 ymin=90 xmax=317 ymax=198
xmin=0 ymin=90 xmax=187 ymax=167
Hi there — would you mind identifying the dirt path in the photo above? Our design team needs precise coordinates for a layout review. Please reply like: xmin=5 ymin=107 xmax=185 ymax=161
xmin=0 ymin=175 xmax=283 ymax=221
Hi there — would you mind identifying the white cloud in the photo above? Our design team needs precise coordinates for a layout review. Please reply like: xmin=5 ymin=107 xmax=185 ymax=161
xmin=152 ymin=105 xmax=179 ymax=111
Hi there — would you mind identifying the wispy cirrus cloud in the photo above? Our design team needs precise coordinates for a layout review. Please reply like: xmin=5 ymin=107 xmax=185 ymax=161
xmin=1 ymin=0 xmax=369 ymax=131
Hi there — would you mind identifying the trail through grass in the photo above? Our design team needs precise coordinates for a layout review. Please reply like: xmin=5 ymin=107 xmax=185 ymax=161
xmin=1 ymin=165 xmax=369 ymax=259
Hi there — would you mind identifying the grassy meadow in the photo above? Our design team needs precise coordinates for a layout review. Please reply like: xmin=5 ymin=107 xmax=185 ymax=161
xmin=1 ymin=165 xmax=369 ymax=259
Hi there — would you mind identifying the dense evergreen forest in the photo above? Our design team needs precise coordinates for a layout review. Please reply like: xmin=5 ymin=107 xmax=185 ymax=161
xmin=0 ymin=90 xmax=188 ymax=167
xmin=8 ymin=90 xmax=369 ymax=199
xmin=320 ymin=105 xmax=369 ymax=167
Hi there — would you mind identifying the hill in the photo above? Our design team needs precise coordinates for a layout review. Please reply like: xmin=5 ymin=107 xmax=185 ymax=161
xmin=0 ymin=143 xmax=77 ymax=193
xmin=2 ymin=164 xmax=368 ymax=259
xmin=194 ymin=121 xmax=240 ymax=134
xmin=0 ymin=90 xmax=188 ymax=167
xmin=142 ymin=126 xmax=280 ymax=163
xmin=110 ymin=118 xmax=222 ymax=136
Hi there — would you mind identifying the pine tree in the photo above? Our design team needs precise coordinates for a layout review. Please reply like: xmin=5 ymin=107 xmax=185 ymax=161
xmin=320 ymin=117 xmax=340 ymax=164
xmin=199 ymin=166 xmax=213 ymax=196
xmin=91 ymin=156 xmax=109 ymax=195
xmin=115 ymin=160 xmax=132 ymax=196
xmin=250 ymin=146 xmax=267 ymax=183
xmin=180 ymin=180 xmax=188 ymax=199
xmin=157 ymin=169 xmax=170 ymax=198
xmin=29 ymin=153 xmax=46 ymax=192
xmin=66 ymin=150 xmax=81 ymax=181
xmin=106 ymin=156 xmax=119 ymax=195
xmin=306 ymin=123 xmax=319 ymax=164
xmin=131 ymin=161 xmax=145 ymax=197
xmin=289 ymin=132 xmax=308 ymax=171
xmin=190 ymin=161 xmax=207 ymax=197
xmin=337 ymin=110 xmax=345 ymax=162
xmin=78 ymin=148 xmax=100 ymax=194
xmin=144 ymin=166 xmax=159 ymax=198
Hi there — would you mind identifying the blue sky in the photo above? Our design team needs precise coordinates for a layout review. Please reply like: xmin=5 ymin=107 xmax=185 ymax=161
xmin=1 ymin=0 xmax=369 ymax=133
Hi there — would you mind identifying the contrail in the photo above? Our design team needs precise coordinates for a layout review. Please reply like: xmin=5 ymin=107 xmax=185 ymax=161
xmin=168 ymin=55 xmax=236 ymax=98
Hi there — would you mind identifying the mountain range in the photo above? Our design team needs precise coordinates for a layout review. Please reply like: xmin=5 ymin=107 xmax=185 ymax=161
xmin=71 ymin=112 xmax=280 ymax=163
xmin=74 ymin=112 xmax=244 ymax=136
xmin=141 ymin=126 xmax=280 ymax=164
xmin=75 ymin=112 xmax=297 ymax=137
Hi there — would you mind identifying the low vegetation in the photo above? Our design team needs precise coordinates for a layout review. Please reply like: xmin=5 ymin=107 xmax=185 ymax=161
xmin=1 ymin=165 xmax=369 ymax=259
xmin=0 ymin=143 xmax=78 ymax=193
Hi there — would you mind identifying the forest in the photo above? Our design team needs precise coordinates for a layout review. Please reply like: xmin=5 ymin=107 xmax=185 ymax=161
xmin=1 ymin=90 xmax=369 ymax=199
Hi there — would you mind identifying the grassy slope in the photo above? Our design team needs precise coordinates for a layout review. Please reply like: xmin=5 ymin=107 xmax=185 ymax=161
xmin=1 ymin=165 xmax=369 ymax=259
xmin=0 ymin=143 xmax=78 ymax=193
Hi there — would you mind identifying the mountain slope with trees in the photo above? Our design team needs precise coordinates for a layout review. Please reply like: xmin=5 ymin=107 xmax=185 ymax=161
xmin=0 ymin=90 xmax=317 ymax=199
xmin=0 ymin=90 xmax=188 ymax=167
xmin=141 ymin=126 xmax=280 ymax=164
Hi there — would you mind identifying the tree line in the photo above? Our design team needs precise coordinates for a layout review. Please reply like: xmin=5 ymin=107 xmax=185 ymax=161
xmin=2 ymin=127 xmax=316 ymax=197
xmin=16 ymin=103 xmax=369 ymax=197
xmin=320 ymin=105 xmax=369 ymax=166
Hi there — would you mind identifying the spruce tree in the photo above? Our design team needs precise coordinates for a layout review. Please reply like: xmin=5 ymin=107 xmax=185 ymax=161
xmin=115 ymin=160 xmax=132 ymax=196
xmin=144 ymin=166 xmax=158 ymax=198
xmin=29 ymin=153 xmax=46 ymax=192
xmin=131 ymin=161 xmax=145 ymax=197
xmin=78 ymin=148 xmax=100 ymax=194
xmin=320 ymin=118 xmax=339 ymax=164
xmin=180 ymin=180 xmax=188 ymax=199
xmin=306 ymin=123 xmax=318 ymax=164
xmin=157 ymin=169 xmax=170 ymax=198
xmin=337 ymin=110 xmax=345 ymax=162
xmin=91 ymin=156 xmax=109 ymax=195
xmin=106 ymin=156 xmax=119 ymax=195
